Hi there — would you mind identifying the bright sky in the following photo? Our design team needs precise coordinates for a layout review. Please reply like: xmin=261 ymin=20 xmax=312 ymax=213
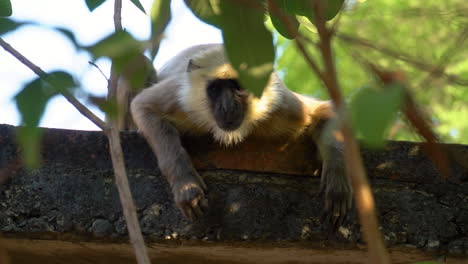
xmin=0 ymin=0 xmax=222 ymax=130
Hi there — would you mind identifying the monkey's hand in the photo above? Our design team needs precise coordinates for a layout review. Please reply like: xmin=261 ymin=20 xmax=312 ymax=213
xmin=171 ymin=170 xmax=208 ymax=221
xmin=320 ymin=161 xmax=353 ymax=233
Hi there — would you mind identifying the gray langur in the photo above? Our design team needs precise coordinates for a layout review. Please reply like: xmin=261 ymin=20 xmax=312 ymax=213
xmin=131 ymin=44 xmax=352 ymax=229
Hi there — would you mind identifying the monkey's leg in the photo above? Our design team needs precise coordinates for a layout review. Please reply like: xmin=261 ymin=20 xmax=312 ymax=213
xmin=313 ymin=124 xmax=353 ymax=232
xmin=131 ymin=95 xmax=208 ymax=220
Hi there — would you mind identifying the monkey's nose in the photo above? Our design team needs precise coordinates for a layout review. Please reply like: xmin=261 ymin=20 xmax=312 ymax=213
xmin=220 ymin=119 xmax=240 ymax=131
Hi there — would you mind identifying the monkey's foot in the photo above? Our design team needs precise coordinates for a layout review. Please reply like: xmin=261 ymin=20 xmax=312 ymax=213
xmin=172 ymin=177 xmax=208 ymax=221
xmin=320 ymin=165 xmax=353 ymax=234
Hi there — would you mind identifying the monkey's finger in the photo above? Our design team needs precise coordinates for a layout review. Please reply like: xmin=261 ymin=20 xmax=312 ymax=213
xmin=347 ymin=194 xmax=353 ymax=210
xmin=324 ymin=194 xmax=331 ymax=212
xmin=330 ymin=199 xmax=345 ymax=234
xmin=333 ymin=209 xmax=345 ymax=233
xmin=331 ymin=204 xmax=339 ymax=231
xmin=340 ymin=198 xmax=349 ymax=221
xmin=320 ymin=209 xmax=328 ymax=225
xmin=333 ymin=200 xmax=342 ymax=220
xmin=200 ymin=197 xmax=209 ymax=210
xmin=318 ymin=180 xmax=326 ymax=197
xmin=193 ymin=173 xmax=207 ymax=191
xmin=200 ymin=179 xmax=207 ymax=191
xmin=320 ymin=197 xmax=332 ymax=224
xmin=191 ymin=198 xmax=204 ymax=219
xmin=182 ymin=204 xmax=196 ymax=221
xmin=332 ymin=217 xmax=343 ymax=234
xmin=324 ymin=201 xmax=337 ymax=233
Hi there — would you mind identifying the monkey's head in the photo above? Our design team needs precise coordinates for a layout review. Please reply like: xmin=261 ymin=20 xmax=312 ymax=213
xmin=205 ymin=77 xmax=249 ymax=131
xmin=179 ymin=45 xmax=280 ymax=145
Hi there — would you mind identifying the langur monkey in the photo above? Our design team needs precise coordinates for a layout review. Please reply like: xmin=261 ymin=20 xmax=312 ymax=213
xmin=131 ymin=44 xmax=352 ymax=229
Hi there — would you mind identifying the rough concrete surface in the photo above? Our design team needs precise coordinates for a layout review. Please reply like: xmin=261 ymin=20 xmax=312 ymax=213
xmin=0 ymin=124 xmax=467 ymax=262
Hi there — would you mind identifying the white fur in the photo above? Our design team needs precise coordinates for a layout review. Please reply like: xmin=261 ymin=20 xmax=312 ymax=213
xmin=175 ymin=45 xmax=283 ymax=146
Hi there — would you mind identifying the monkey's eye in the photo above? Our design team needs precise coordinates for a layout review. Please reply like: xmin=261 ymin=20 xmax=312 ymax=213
xmin=207 ymin=84 xmax=216 ymax=93
xmin=228 ymin=79 xmax=242 ymax=91
xmin=206 ymin=81 xmax=222 ymax=99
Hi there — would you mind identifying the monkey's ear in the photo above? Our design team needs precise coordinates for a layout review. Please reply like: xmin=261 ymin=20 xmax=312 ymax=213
xmin=187 ymin=59 xmax=202 ymax=72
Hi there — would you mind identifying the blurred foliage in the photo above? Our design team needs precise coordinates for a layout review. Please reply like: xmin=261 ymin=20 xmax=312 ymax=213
xmin=186 ymin=0 xmax=344 ymax=97
xmin=0 ymin=0 xmax=12 ymax=17
xmin=14 ymin=71 xmax=77 ymax=167
xmin=350 ymin=83 xmax=405 ymax=147
xmin=276 ymin=0 xmax=468 ymax=144
xmin=2 ymin=0 xmax=467 ymax=167
xmin=150 ymin=0 xmax=171 ymax=60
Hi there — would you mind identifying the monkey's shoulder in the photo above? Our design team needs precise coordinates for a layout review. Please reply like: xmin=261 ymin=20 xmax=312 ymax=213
xmin=163 ymin=110 xmax=210 ymax=135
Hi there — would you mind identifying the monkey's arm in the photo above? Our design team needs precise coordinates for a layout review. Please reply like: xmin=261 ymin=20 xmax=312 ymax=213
xmin=131 ymin=77 xmax=207 ymax=220
xmin=295 ymin=94 xmax=353 ymax=231
xmin=312 ymin=119 xmax=352 ymax=232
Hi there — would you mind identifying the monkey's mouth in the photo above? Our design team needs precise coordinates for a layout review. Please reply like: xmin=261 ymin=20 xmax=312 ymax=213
xmin=217 ymin=120 xmax=242 ymax=131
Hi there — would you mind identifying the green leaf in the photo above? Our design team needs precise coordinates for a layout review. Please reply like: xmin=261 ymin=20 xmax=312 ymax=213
xmin=54 ymin=27 xmax=81 ymax=49
xmin=267 ymin=0 xmax=299 ymax=39
xmin=15 ymin=78 xmax=51 ymax=127
xmin=284 ymin=0 xmax=344 ymax=23
xmin=87 ymin=30 xmax=154 ymax=88
xmin=15 ymin=71 xmax=76 ymax=127
xmin=14 ymin=79 xmax=48 ymax=166
xmin=44 ymin=71 xmax=78 ymax=94
xmin=85 ymin=0 xmax=106 ymax=12
xmin=16 ymin=126 xmax=43 ymax=168
xmin=122 ymin=54 xmax=157 ymax=90
xmin=86 ymin=30 xmax=146 ymax=73
xmin=0 ymin=18 xmax=26 ymax=35
xmin=0 ymin=0 xmax=12 ymax=17
xmin=87 ymin=30 xmax=143 ymax=59
xmin=150 ymin=0 xmax=171 ymax=60
xmin=89 ymin=96 xmax=119 ymax=119
xmin=350 ymin=83 xmax=405 ymax=147
xmin=322 ymin=0 xmax=344 ymax=20
xmin=184 ymin=0 xmax=222 ymax=28
xmin=86 ymin=31 xmax=144 ymax=73
xmin=283 ymin=0 xmax=313 ymax=16
xmin=14 ymin=71 xmax=77 ymax=168
xmin=130 ymin=0 xmax=146 ymax=14
xmin=219 ymin=0 xmax=275 ymax=97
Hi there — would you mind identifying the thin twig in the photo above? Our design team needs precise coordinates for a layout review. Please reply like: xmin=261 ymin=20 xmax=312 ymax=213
xmin=354 ymin=58 xmax=451 ymax=178
xmin=337 ymin=33 xmax=468 ymax=86
xmin=106 ymin=1 xmax=151 ymax=264
xmin=0 ymin=37 xmax=107 ymax=130
xmin=114 ymin=0 xmax=123 ymax=31
xmin=88 ymin=61 xmax=109 ymax=81
xmin=106 ymin=129 xmax=150 ymax=264
xmin=417 ymin=27 xmax=468 ymax=89
xmin=306 ymin=2 xmax=391 ymax=263
xmin=403 ymin=94 xmax=450 ymax=177
xmin=294 ymin=37 xmax=326 ymax=82
xmin=107 ymin=0 xmax=123 ymax=98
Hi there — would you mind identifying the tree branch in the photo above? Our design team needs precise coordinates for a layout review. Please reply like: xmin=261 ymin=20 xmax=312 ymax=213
xmin=105 ymin=1 xmax=151 ymax=264
xmin=88 ymin=61 xmax=109 ymax=82
xmin=0 ymin=38 xmax=107 ymax=130
xmin=297 ymin=2 xmax=391 ymax=263
xmin=336 ymin=33 xmax=468 ymax=86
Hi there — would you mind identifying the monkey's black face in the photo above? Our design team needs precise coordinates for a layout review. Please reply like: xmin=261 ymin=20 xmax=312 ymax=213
xmin=206 ymin=79 xmax=248 ymax=131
